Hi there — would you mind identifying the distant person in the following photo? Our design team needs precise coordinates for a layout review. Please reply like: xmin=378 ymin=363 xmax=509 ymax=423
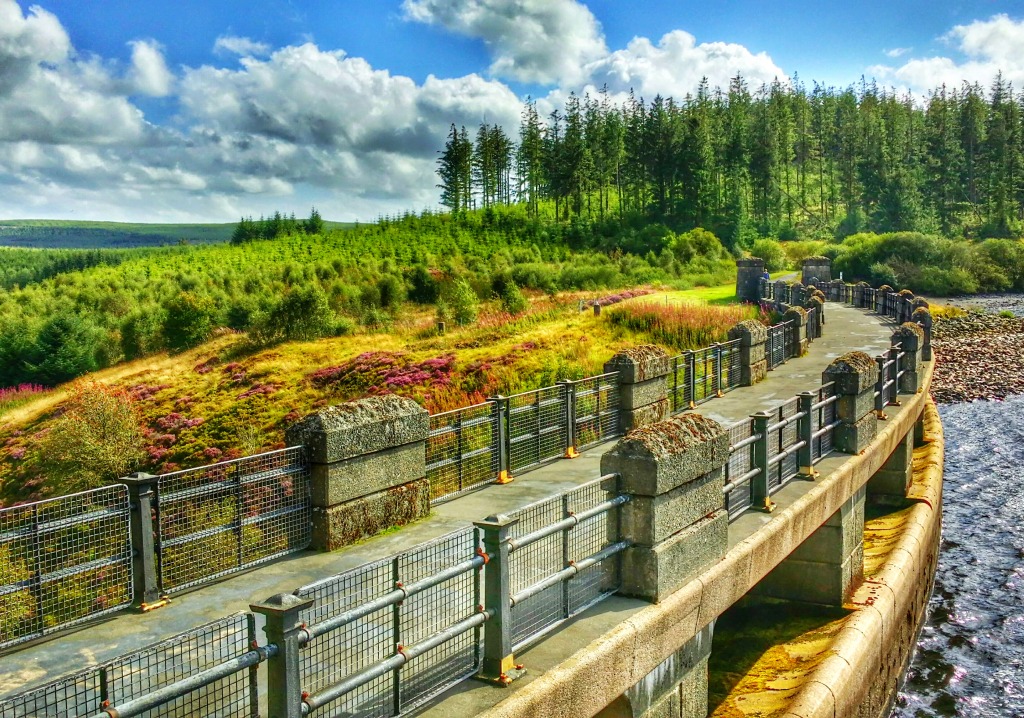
xmin=762 ymin=270 xmax=770 ymax=281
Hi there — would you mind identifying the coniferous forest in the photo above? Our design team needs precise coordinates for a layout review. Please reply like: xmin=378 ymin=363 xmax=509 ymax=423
xmin=437 ymin=75 xmax=1024 ymax=244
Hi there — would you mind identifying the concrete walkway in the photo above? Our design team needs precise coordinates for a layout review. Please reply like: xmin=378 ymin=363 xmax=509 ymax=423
xmin=0 ymin=302 xmax=897 ymax=699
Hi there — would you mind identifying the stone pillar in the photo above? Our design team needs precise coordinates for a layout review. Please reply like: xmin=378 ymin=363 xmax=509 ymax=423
xmin=773 ymin=279 xmax=789 ymax=310
xmin=822 ymin=352 xmax=879 ymax=453
xmin=736 ymin=258 xmax=766 ymax=303
xmin=897 ymin=289 xmax=915 ymax=324
xmin=755 ymin=486 xmax=865 ymax=606
xmin=604 ymin=345 xmax=671 ymax=432
xmin=867 ymin=430 xmax=913 ymax=505
xmin=727 ymin=319 xmax=768 ymax=386
xmin=801 ymin=256 xmax=832 ymax=285
xmin=891 ymin=322 xmax=925 ymax=392
xmin=853 ymin=281 xmax=870 ymax=308
xmin=783 ymin=306 xmax=809 ymax=357
xmin=601 ymin=414 xmax=730 ymax=603
xmin=912 ymin=307 xmax=933 ymax=361
xmin=804 ymin=296 xmax=824 ymax=338
xmin=790 ymin=281 xmax=805 ymax=306
xmin=877 ymin=284 xmax=893 ymax=315
xmin=285 ymin=395 xmax=430 ymax=550
xmin=624 ymin=621 xmax=715 ymax=718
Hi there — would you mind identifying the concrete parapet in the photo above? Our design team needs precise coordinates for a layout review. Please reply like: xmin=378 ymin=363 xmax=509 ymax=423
xmin=868 ymin=431 xmax=913 ymax=504
xmin=727 ymin=319 xmax=768 ymax=386
xmin=736 ymin=258 xmax=766 ymax=303
xmin=603 ymin=414 xmax=729 ymax=602
xmin=912 ymin=307 xmax=933 ymax=361
xmin=853 ymin=281 xmax=870 ymax=308
xmin=801 ymin=256 xmax=832 ymax=285
xmin=805 ymin=296 xmax=825 ymax=339
xmin=625 ymin=621 xmax=714 ymax=718
xmin=784 ymin=306 xmax=809 ymax=357
xmin=605 ymin=345 xmax=671 ymax=431
xmin=823 ymin=352 xmax=879 ymax=453
xmin=892 ymin=323 xmax=925 ymax=392
xmin=286 ymin=395 xmax=430 ymax=550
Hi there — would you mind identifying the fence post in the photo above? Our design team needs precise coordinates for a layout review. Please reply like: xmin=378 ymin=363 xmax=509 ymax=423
xmin=489 ymin=395 xmax=512 ymax=483
xmin=558 ymin=380 xmax=579 ymax=458
xmin=474 ymin=514 xmax=525 ymax=685
xmin=797 ymin=392 xmax=818 ymax=479
xmin=874 ymin=354 xmax=889 ymax=419
xmin=751 ymin=411 xmax=774 ymax=512
xmin=714 ymin=344 xmax=725 ymax=397
xmin=116 ymin=472 xmax=166 ymax=610
xmin=687 ymin=351 xmax=697 ymax=409
xmin=251 ymin=593 xmax=314 ymax=718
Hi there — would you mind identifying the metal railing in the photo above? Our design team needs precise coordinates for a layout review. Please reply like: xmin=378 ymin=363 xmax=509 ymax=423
xmin=667 ymin=339 xmax=742 ymax=413
xmin=0 ymin=485 xmax=132 ymax=651
xmin=0 ymin=613 xmax=261 ymax=718
xmin=155 ymin=447 xmax=312 ymax=593
xmin=427 ymin=403 xmax=500 ymax=502
xmin=567 ymin=373 xmax=621 ymax=451
xmin=767 ymin=322 xmax=787 ymax=369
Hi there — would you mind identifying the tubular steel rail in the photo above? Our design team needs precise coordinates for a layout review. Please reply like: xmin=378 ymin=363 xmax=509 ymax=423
xmin=426 ymin=402 xmax=500 ymax=502
xmin=667 ymin=339 xmax=743 ymax=413
xmin=0 ymin=485 xmax=132 ymax=651
xmin=0 ymin=613 xmax=259 ymax=718
xmin=155 ymin=447 xmax=312 ymax=594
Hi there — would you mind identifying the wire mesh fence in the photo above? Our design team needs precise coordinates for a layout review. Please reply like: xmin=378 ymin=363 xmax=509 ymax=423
xmin=507 ymin=479 xmax=622 ymax=650
xmin=0 ymin=485 xmax=132 ymax=651
xmin=0 ymin=613 xmax=257 ymax=718
xmin=571 ymin=373 xmax=620 ymax=450
xmin=691 ymin=347 xmax=720 ymax=404
xmin=155 ymin=447 xmax=311 ymax=593
xmin=667 ymin=352 xmax=692 ymax=413
xmin=427 ymin=403 xmax=499 ymax=503
xmin=724 ymin=420 xmax=755 ymax=519
xmin=721 ymin=339 xmax=742 ymax=393
xmin=295 ymin=528 xmax=480 ymax=717
xmin=767 ymin=324 xmax=786 ymax=369
xmin=507 ymin=386 xmax=567 ymax=473
xmin=812 ymin=383 xmax=838 ymax=461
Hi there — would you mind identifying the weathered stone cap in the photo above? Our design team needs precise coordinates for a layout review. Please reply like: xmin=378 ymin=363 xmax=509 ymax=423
xmin=728 ymin=319 xmax=767 ymax=345
xmin=878 ymin=284 xmax=893 ymax=293
xmin=912 ymin=297 xmax=929 ymax=310
xmin=897 ymin=289 xmax=914 ymax=298
xmin=604 ymin=344 xmax=670 ymax=383
xmin=805 ymin=295 xmax=824 ymax=311
xmin=738 ymin=257 xmax=765 ymax=266
xmin=911 ymin=307 xmax=933 ymax=327
xmin=802 ymin=255 xmax=830 ymax=263
xmin=822 ymin=351 xmax=879 ymax=394
xmin=892 ymin=322 xmax=925 ymax=351
xmin=784 ymin=306 xmax=808 ymax=325
xmin=601 ymin=414 xmax=729 ymax=496
xmin=285 ymin=395 xmax=429 ymax=463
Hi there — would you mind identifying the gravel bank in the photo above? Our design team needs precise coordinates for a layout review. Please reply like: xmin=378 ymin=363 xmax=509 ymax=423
xmin=931 ymin=312 xmax=1024 ymax=403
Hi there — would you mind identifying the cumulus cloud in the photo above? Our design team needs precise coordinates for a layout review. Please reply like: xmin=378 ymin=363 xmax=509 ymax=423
xmin=129 ymin=40 xmax=173 ymax=96
xmin=577 ymin=30 xmax=785 ymax=100
xmin=403 ymin=0 xmax=607 ymax=85
xmin=871 ymin=14 xmax=1024 ymax=94
xmin=885 ymin=47 xmax=911 ymax=58
xmin=214 ymin=35 xmax=272 ymax=58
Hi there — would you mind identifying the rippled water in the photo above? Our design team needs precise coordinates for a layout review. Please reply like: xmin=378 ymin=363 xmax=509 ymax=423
xmin=891 ymin=396 xmax=1024 ymax=717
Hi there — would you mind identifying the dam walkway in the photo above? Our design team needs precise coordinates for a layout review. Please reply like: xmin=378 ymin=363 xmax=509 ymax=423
xmin=0 ymin=301 xmax=899 ymax=707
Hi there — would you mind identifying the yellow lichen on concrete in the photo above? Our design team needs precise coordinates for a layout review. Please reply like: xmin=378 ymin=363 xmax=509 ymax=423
xmin=863 ymin=507 xmax=913 ymax=576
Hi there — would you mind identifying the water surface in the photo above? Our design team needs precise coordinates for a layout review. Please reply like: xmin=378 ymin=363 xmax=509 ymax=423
xmin=891 ymin=396 xmax=1024 ymax=716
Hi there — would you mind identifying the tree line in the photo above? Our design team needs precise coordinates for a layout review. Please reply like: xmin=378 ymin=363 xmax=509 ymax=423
xmin=437 ymin=74 xmax=1024 ymax=245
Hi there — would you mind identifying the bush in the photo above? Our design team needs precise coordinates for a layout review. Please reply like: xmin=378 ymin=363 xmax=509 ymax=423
xmin=499 ymin=280 xmax=529 ymax=314
xmin=444 ymin=280 xmax=479 ymax=326
xmin=750 ymin=239 xmax=787 ymax=272
xmin=274 ymin=285 xmax=333 ymax=341
xmin=164 ymin=292 xmax=217 ymax=351
xmin=26 ymin=314 xmax=103 ymax=386
xmin=38 ymin=382 xmax=144 ymax=492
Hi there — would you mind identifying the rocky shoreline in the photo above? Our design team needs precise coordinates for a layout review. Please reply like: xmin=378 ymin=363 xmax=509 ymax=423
xmin=931 ymin=311 xmax=1024 ymax=403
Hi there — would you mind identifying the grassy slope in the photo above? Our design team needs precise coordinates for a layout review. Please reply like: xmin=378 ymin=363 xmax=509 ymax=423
xmin=0 ymin=283 xmax=748 ymax=503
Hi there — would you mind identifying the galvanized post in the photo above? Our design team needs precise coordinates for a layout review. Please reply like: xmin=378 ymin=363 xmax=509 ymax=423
xmin=687 ymin=351 xmax=697 ymax=409
xmin=714 ymin=344 xmax=725 ymax=397
xmin=875 ymin=354 xmax=888 ymax=420
xmin=751 ymin=411 xmax=775 ymax=512
xmin=797 ymin=392 xmax=818 ymax=479
xmin=489 ymin=396 xmax=512 ymax=484
xmin=561 ymin=493 xmax=571 ymax=620
xmin=116 ymin=472 xmax=166 ymax=610
xmin=559 ymin=380 xmax=579 ymax=458
xmin=251 ymin=593 xmax=314 ymax=718
xmin=474 ymin=514 xmax=526 ymax=685
xmin=889 ymin=348 xmax=902 ymax=405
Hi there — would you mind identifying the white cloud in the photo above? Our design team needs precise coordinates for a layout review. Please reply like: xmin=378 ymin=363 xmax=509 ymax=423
xmin=129 ymin=40 xmax=173 ymax=96
xmin=403 ymin=0 xmax=607 ymax=85
xmin=214 ymin=35 xmax=272 ymax=58
xmin=871 ymin=14 xmax=1024 ymax=94
xmin=885 ymin=47 xmax=911 ymax=58
xmin=577 ymin=30 xmax=785 ymax=100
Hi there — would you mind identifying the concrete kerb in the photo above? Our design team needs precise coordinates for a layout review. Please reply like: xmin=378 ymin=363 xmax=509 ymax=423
xmin=478 ymin=360 xmax=934 ymax=718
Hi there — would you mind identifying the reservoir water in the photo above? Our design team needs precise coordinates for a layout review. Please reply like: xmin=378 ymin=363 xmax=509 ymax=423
xmin=891 ymin=395 xmax=1024 ymax=716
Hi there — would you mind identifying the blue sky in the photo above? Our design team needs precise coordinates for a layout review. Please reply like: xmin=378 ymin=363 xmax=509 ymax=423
xmin=2 ymin=0 xmax=1023 ymax=223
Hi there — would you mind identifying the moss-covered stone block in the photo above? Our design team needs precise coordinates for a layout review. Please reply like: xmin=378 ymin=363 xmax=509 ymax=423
xmin=602 ymin=414 xmax=729 ymax=496
xmin=823 ymin=351 xmax=879 ymax=395
xmin=311 ymin=479 xmax=429 ymax=550
xmin=605 ymin=345 xmax=671 ymax=384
